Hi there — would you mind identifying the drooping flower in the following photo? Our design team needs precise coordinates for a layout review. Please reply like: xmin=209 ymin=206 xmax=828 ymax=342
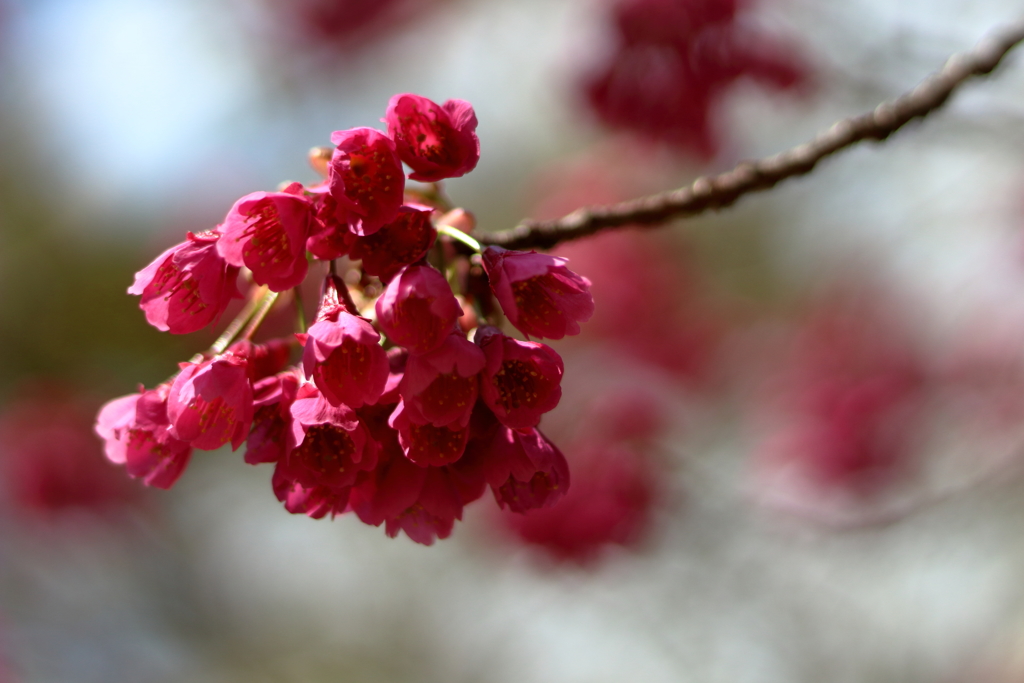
xmin=167 ymin=352 xmax=254 ymax=451
xmin=475 ymin=326 xmax=564 ymax=430
xmin=284 ymin=383 xmax=379 ymax=493
xmin=272 ymin=455 xmax=354 ymax=519
xmin=306 ymin=185 xmax=356 ymax=260
xmin=399 ymin=332 xmax=484 ymax=428
xmin=226 ymin=338 xmax=294 ymax=383
xmin=496 ymin=370 xmax=670 ymax=561
xmin=376 ymin=264 xmax=462 ymax=354
xmin=217 ymin=184 xmax=315 ymax=291
xmin=388 ymin=400 xmax=470 ymax=466
xmin=481 ymin=427 xmax=570 ymax=513
xmin=384 ymin=93 xmax=480 ymax=182
xmin=352 ymin=451 xmax=459 ymax=544
xmin=245 ymin=370 xmax=301 ymax=465
xmin=343 ymin=405 xmax=492 ymax=544
xmin=503 ymin=439 xmax=655 ymax=562
xmin=349 ymin=204 xmax=436 ymax=282
xmin=302 ymin=278 xmax=388 ymax=408
xmin=328 ymin=127 xmax=405 ymax=236
xmin=482 ymin=246 xmax=594 ymax=339
xmin=128 ymin=231 xmax=241 ymax=334
xmin=95 ymin=385 xmax=193 ymax=489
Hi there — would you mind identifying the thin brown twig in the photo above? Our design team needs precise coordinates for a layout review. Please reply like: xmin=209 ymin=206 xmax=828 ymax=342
xmin=479 ymin=19 xmax=1024 ymax=251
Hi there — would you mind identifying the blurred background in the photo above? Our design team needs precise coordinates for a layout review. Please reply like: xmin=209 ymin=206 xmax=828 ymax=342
xmin=5 ymin=0 xmax=1024 ymax=681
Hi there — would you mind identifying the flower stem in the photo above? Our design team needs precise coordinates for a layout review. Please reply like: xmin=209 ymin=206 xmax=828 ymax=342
xmin=241 ymin=289 xmax=280 ymax=341
xmin=437 ymin=224 xmax=482 ymax=252
xmin=208 ymin=285 xmax=270 ymax=356
xmin=293 ymin=285 xmax=307 ymax=334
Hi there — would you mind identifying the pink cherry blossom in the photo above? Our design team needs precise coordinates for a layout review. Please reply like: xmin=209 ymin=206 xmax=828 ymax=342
xmin=504 ymin=439 xmax=657 ymax=563
xmin=482 ymin=426 xmax=570 ymax=513
xmin=375 ymin=264 xmax=462 ymax=354
xmin=384 ymin=93 xmax=480 ymax=182
xmin=349 ymin=204 xmax=436 ymax=282
xmin=399 ymin=332 xmax=484 ymax=428
xmin=227 ymin=339 xmax=294 ymax=383
xmin=95 ymin=385 xmax=193 ymax=489
xmin=476 ymin=326 xmax=564 ymax=430
xmin=345 ymin=406 xmax=490 ymax=544
xmin=272 ymin=456 xmax=353 ymax=519
xmin=167 ymin=353 xmax=254 ymax=451
xmin=388 ymin=400 xmax=470 ymax=466
xmin=128 ymin=231 xmax=241 ymax=334
xmin=306 ymin=185 xmax=356 ymax=260
xmin=217 ymin=183 xmax=315 ymax=291
xmin=328 ymin=127 xmax=405 ymax=236
xmin=482 ymin=246 xmax=594 ymax=339
xmin=284 ymin=384 xmax=379 ymax=492
xmin=352 ymin=451 xmax=460 ymax=544
xmin=245 ymin=370 xmax=301 ymax=465
xmin=302 ymin=301 xmax=388 ymax=409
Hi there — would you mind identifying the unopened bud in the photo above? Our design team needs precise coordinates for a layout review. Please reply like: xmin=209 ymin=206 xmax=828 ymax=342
xmin=308 ymin=146 xmax=333 ymax=178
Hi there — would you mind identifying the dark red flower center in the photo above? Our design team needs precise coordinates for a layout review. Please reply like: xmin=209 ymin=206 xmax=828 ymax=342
xmin=493 ymin=360 xmax=546 ymax=412
xmin=397 ymin=110 xmax=453 ymax=165
xmin=512 ymin=274 xmax=571 ymax=328
xmin=317 ymin=337 xmax=374 ymax=390
xmin=343 ymin=146 xmax=397 ymax=208
xmin=295 ymin=424 xmax=356 ymax=477
xmin=353 ymin=211 xmax=432 ymax=274
xmin=392 ymin=296 xmax=446 ymax=349
xmin=250 ymin=405 xmax=286 ymax=451
xmin=420 ymin=372 xmax=476 ymax=418
xmin=405 ymin=422 xmax=468 ymax=466
xmin=497 ymin=471 xmax=560 ymax=513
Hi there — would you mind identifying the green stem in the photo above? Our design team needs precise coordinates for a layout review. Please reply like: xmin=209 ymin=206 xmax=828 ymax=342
xmin=293 ymin=286 xmax=307 ymax=334
xmin=240 ymin=289 xmax=280 ymax=341
xmin=208 ymin=286 xmax=269 ymax=356
xmin=437 ymin=224 xmax=482 ymax=252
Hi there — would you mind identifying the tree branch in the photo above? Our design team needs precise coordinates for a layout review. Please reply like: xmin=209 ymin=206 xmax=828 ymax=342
xmin=479 ymin=19 xmax=1024 ymax=251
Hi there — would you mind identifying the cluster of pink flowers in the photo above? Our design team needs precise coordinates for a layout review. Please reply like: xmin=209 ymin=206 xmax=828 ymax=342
xmin=583 ymin=0 xmax=806 ymax=157
xmin=95 ymin=94 xmax=595 ymax=544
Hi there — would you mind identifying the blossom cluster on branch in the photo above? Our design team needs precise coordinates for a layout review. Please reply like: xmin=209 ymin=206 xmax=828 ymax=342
xmin=93 ymin=94 xmax=595 ymax=545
